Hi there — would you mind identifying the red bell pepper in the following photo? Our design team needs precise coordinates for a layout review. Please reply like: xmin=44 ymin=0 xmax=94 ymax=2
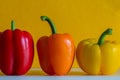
xmin=37 ymin=16 xmax=75 ymax=75
xmin=0 ymin=21 xmax=34 ymax=75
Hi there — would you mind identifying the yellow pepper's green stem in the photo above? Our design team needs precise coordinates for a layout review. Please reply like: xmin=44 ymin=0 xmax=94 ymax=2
xmin=11 ymin=20 xmax=15 ymax=31
xmin=98 ymin=28 xmax=112 ymax=45
xmin=41 ymin=16 xmax=57 ymax=34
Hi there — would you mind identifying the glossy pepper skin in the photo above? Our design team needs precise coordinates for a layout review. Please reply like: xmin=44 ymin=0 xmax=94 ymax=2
xmin=76 ymin=28 xmax=120 ymax=75
xmin=0 ymin=21 xmax=34 ymax=75
xmin=37 ymin=16 xmax=75 ymax=75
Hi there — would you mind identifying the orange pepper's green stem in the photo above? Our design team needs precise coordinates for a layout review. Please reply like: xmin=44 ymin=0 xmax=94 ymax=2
xmin=41 ymin=16 xmax=57 ymax=34
xmin=11 ymin=20 xmax=15 ymax=31
xmin=98 ymin=28 xmax=112 ymax=45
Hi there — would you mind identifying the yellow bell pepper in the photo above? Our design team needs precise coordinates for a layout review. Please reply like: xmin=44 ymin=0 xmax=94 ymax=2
xmin=76 ymin=28 xmax=120 ymax=75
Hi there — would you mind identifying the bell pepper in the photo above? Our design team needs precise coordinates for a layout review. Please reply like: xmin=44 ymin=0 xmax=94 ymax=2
xmin=0 ymin=21 xmax=34 ymax=75
xmin=76 ymin=28 xmax=120 ymax=75
xmin=37 ymin=16 xmax=75 ymax=75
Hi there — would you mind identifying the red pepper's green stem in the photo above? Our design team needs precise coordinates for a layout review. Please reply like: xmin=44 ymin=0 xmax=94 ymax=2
xmin=98 ymin=28 xmax=112 ymax=45
xmin=11 ymin=20 xmax=15 ymax=31
xmin=41 ymin=16 xmax=57 ymax=34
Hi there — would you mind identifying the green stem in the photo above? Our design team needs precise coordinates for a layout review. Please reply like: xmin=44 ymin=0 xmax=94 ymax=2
xmin=41 ymin=16 xmax=57 ymax=34
xmin=98 ymin=28 xmax=112 ymax=45
xmin=11 ymin=20 xmax=15 ymax=31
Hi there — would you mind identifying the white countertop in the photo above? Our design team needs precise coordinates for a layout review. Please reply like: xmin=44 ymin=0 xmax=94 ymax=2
xmin=0 ymin=68 xmax=120 ymax=80
xmin=0 ymin=76 xmax=120 ymax=80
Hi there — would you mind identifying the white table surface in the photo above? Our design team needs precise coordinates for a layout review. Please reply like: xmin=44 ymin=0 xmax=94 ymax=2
xmin=0 ymin=76 xmax=120 ymax=80
xmin=0 ymin=68 xmax=120 ymax=80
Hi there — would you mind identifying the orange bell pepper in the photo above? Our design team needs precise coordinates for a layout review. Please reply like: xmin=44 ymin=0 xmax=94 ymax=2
xmin=37 ymin=16 xmax=75 ymax=75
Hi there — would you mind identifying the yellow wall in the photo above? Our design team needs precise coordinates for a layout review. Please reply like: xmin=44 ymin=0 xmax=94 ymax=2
xmin=0 ymin=0 xmax=120 ymax=68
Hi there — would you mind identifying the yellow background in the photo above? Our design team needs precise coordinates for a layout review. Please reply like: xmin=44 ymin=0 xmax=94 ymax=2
xmin=0 ymin=0 xmax=120 ymax=68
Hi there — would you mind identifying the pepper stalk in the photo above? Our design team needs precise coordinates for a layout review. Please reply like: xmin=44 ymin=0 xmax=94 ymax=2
xmin=98 ymin=28 xmax=112 ymax=45
xmin=41 ymin=16 xmax=57 ymax=34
